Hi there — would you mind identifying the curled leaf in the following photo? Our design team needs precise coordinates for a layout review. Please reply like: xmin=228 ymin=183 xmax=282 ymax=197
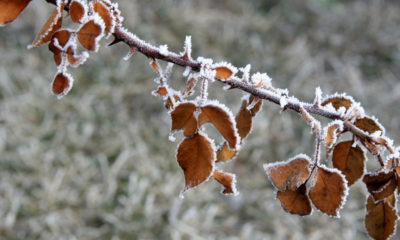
xmin=263 ymin=155 xmax=312 ymax=191
xmin=177 ymin=133 xmax=215 ymax=192
xmin=29 ymin=3 xmax=64 ymax=48
xmin=199 ymin=102 xmax=240 ymax=149
xmin=0 ymin=0 xmax=31 ymax=26
xmin=309 ymin=166 xmax=348 ymax=217
xmin=276 ymin=184 xmax=312 ymax=216
xmin=322 ymin=96 xmax=354 ymax=111
xmin=92 ymin=0 xmax=115 ymax=35
xmin=332 ymin=140 xmax=365 ymax=186
xmin=213 ymin=171 xmax=238 ymax=195
xmin=355 ymin=117 xmax=384 ymax=135
xmin=216 ymin=142 xmax=237 ymax=163
xmin=170 ymin=102 xmax=198 ymax=137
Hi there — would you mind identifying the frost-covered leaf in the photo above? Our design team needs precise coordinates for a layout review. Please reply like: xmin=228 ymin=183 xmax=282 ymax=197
xmin=199 ymin=102 xmax=240 ymax=149
xmin=235 ymin=105 xmax=253 ymax=139
xmin=248 ymin=95 xmax=263 ymax=116
xmin=365 ymin=196 xmax=398 ymax=240
xmin=363 ymin=170 xmax=397 ymax=200
xmin=177 ymin=133 xmax=215 ymax=192
xmin=165 ymin=94 xmax=181 ymax=110
xmin=69 ymin=0 xmax=87 ymax=24
xmin=213 ymin=170 xmax=238 ymax=195
xmin=170 ymin=102 xmax=198 ymax=137
xmin=355 ymin=117 xmax=384 ymax=135
xmin=263 ymin=155 xmax=312 ymax=191
xmin=0 ymin=0 xmax=31 ymax=26
xmin=77 ymin=16 xmax=105 ymax=51
xmin=332 ymin=141 xmax=365 ymax=186
xmin=154 ymin=86 xmax=168 ymax=97
xmin=363 ymin=170 xmax=397 ymax=201
xmin=323 ymin=120 xmax=344 ymax=150
xmin=212 ymin=62 xmax=237 ymax=80
xmin=277 ymin=184 xmax=312 ymax=216
xmin=29 ymin=3 xmax=64 ymax=48
xmin=322 ymin=95 xmax=354 ymax=111
xmin=92 ymin=0 xmax=115 ymax=36
xmin=251 ymin=72 xmax=272 ymax=88
xmin=52 ymin=71 xmax=73 ymax=99
xmin=216 ymin=142 xmax=237 ymax=163
xmin=309 ymin=166 xmax=348 ymax=217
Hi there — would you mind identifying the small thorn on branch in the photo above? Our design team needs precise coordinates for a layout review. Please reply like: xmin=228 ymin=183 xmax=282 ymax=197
xmin=123 ymin=47 xmax=138 ymax=61
xmin=108 ymin=37 xmax=122 ymax=46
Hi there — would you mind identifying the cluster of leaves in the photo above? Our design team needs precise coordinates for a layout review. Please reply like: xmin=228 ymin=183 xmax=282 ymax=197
xmin=1 ymin=0 xmax=121 ymax=98
xmin=1 ymin=1 xmax=400 ymax=239
xmin=265 ymin=95 xmax=400 ymax=240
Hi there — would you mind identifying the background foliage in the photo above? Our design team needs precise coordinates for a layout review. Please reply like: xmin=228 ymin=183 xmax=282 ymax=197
xmin=0 ymin=0 xmax=399 ymax=239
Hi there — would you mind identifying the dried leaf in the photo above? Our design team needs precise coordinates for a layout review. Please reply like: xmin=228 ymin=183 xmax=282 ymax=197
xmin=365 ymin=196 xmax=398 ymax=240
xmin=264 ymin=156 xmax=312 ymax=191
xmin=216 ymin=142 xmax=237 ymax=163
xmin=332 ymin=141 xmax=365 ymax=186
xmin=214 ymin=66 xmax=233 ymax=80
xmin=199 ymin=103 xmax=240 ymax=149
xmin=355 ymin=117 xmax=384 ymax=135
xmin=370 ymin=178 xmax=398 ymax=201
xmin=29 ymin=6 xmax=63 ymax=48
xmin=324 ymin=121 xmax=343 ymax=150
xmin=154 ymin=86 xmax=168 ymax=96
xmin=235 ymin=106 xmax=253 ymax=139
xmin=0 ymin=0 xmax=31 ymax=25
xmin=177 ymin=133 xmax=215 ymax=192
xmin=213 ymin=171 xmax=238 ymax=195
xmin=92 ymin=0 xmax=114 ymax=35
xmin=170 ymin=102 xmax=198 ymax=137
xmin=363 ymin=170 xmax=395 ymax=199
xmin=277 ymin=184 xmax=312 ymax=216
xmin=77 ymin=17 xmax=104 ymax=51
xmin=69 ymin=0 xmax=86 ymax=23
xmin=309 ymin=166 xmax=348 ymax=217
xmin=248 ymin=95 xmax=263 ymax=116
xmin=52 ymin=72 xmax=73 ymax=98
xmin=165 ymin=94 xmax=181 ymax=110
xmin=322 ymin=96 xmax=353 ymax=111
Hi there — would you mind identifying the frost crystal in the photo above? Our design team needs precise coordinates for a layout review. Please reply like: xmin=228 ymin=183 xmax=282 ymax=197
xmin=181 ymin=36 xmax=192 ymax=59
xmin=159 ymin=44 xmax=169 ymax=56
xmin=251 ymin=72 xmax=272 ymax=87
xmin=239 ymin=64 xmax=251 ymax=83
xmin=183 ymin=66 xmax=191 ymax=77
xmin=314 ymin=87 xmax=322 ymax=106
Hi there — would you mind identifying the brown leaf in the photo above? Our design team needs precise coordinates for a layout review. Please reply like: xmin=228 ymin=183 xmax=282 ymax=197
xmin=264 ymin=156 xmax=312 ymax=191
xmin=165 ymin=94 xmax=181 ymax=110
xmin=214 ymin=66 xmax=233 ymax=80
xmin=77 ymin=18 xmax=104 ymax=51
xmin=216 ymin=142 xmax=237 ymax=163
xmin=177 ymin=133 xmax=215 ymax=192
xmin=365 ymin=196 xmax=398 ymax=240
xmin=29 ymin=5 xmax=63 ymax=48
xmin=69 ymin=0 xmax=86 ymax=24
xmin=235 ymin=106 xmax=253 ymax=139
xmin=324 ymin=122 xmax=343 ymax=150
xmin=154 ymin=86 xmax=168 ymax=97
xmin=0 ymin=0 xmax=31 ymax=25
xmin=52 ymin=72 xmax=73 ymax=98
xmin=309 ymin=166 xmax=348 ymax=217
xmin=363 ymin=170 xmax=395 ymax=199
xmin=332 ymin=141 xmax=365 ymax=186
xmin=199 ymin=103 xmax=239 ymax=149
xmin=170 ymin=102 xmax=198 ymax=137
xmin=249 ymin=96 xmax=263 ymax=116
xmin=277 ymin=184 xmax=312 ymax=216
xmin=322 ymin=96 xmax=353 ymax=111
xmin=370 ymin=178 xmax=398 ymax=201
xmin=92 ymin=0 xmax=114 ymax=35
xmin=213 ymin=171 xmax=238 ymax=195
xmin=355 ymin=117 xmax=384 ymax=135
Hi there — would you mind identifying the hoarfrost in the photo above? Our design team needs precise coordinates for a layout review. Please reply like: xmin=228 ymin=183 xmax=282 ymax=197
xmin=239 ymin=64 xmax=251 ymax=83
xmin=314 ymin=87 xmax=322 ymax=106
xmin=251 ymin=72 xmax=272 ymax=87
xmin=159 ymin=44 xmax=169 ymax=56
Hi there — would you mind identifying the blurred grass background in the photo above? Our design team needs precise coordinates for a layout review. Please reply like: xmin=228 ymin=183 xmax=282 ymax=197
xmin=0 ymin=0 xmax=399 ymax=239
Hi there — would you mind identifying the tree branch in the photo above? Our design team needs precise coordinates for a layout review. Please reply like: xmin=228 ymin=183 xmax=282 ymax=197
xmin=44 ymin=0 xmax=396 ymax=156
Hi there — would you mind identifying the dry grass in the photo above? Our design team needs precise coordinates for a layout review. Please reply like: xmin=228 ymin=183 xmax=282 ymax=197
xmin=0 ymin=0 xmax=399 ymax=239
